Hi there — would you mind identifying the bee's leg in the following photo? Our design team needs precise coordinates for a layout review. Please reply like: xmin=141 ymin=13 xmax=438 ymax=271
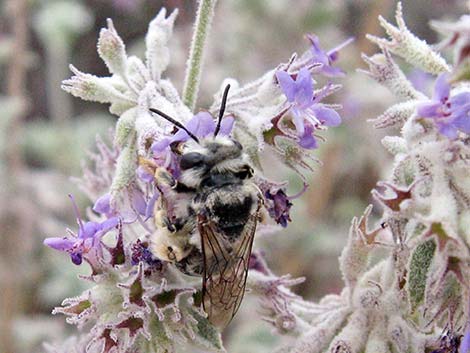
xmin=258 ymin=208 xmax=268 ymax=223
xmin=154 ymin=209 xmax=176 ymax=232
xmin=138 ymin=157 xmax=158 ymax=175
xmin=155 ymin=167 xmax=176 ymax=188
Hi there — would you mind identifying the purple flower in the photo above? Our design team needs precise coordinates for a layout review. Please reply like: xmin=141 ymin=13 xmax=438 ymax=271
xmin=276 ymin=67 xmax=341 ymax=149
xmin=137 ymin=166 xmax=154 ymax=183
xmin=44 ymin=195 xmax=119 ymax=265
xmin=461 ymin=321 xmax=470 ymax=353
xmin=258 ymin=179 xmax=308 ymax=227
xmin=408 ymin=69 xmax=433 ymax=95
xmin=172 ymin=111 xmax=234 ymax=142
xmin=94 ymin=188 xmax=150 ymax=223
xmin=308 ymin=34 xmax=353 ymax=77
xmin=151 ymin=112 xmax=234 ymax=153
xmin=298 ymin=121 xmax=318 ymax=149
xmin=417 ymin=73 xmax=470 ymax=139
xmin=264 ymin=188 xmax=292 ymax=227
xmin=131 ymin=239 xmax=162 ymax=270
xmin=249 ymin=251 xmax=270 ymax=275
xmin=93 ymin=193 xmax=114 ymax=217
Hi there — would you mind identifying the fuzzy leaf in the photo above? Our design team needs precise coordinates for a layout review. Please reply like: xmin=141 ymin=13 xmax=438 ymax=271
xmin=370 ymin=100 xmax=419 ymax=130
xmin=62 ymin=65 xmax=132 ymax=104
xmin=191 ymin=310 xmax=225 ymax=352
xmin=360 ymin=51 xmax=425 ymax=100
xmin=381 ymin=136 xmax=407 ymax=155
xmin=367 ymin=2 xmax=450 ymax=74
xmin=110 ymin=135 xmax=137 ymax=194
xmin=115 ymin=108 xmax=137 ymax=147
xmin=407 ymin=239 xmax=436 ymax=312
xmin=97 ymin=19 xmax=127 ymax=76
xmin=145 ymin=8 xmax=178 ymax=81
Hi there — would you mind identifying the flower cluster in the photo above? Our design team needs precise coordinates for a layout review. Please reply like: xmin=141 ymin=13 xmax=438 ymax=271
xmin=43 ymin=5 xmax=349 ymax=352
xmin=417 ymin=73 xmax=470 ymax=138
xmin=275 ymin=3 xmax=470 ymax=352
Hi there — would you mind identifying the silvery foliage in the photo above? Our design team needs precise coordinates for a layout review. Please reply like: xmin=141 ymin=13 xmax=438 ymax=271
xmin=275 ymin=4 xmax=470 ymax=352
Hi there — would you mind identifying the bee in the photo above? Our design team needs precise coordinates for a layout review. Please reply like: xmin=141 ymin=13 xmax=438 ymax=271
xmin=146 ymin=85 xmax=263 ymax=329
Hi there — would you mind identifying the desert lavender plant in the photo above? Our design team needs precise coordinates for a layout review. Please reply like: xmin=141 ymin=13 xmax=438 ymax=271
xmin=43 ymin=2 xmax=351 ymax=352
xmin=270 ymin=4 xmax=470 ymax=353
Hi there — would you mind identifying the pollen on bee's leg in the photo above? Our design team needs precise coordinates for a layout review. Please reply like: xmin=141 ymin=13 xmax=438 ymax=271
xmin=138 ymin=157 xmax=158 ymax=174
xmin=155 ymin=209 xmax=173 ymax=231
xmin=258 ymin=208 xmax=268 ymax=224
xmin=155 ymin=167 xmax=176 ymax=187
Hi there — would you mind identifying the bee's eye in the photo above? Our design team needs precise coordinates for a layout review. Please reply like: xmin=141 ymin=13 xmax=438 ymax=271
xmin=180 ymin=152 xmax=205 ymax=170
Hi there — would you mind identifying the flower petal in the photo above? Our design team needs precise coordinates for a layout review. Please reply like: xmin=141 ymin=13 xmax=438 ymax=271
xmin=44 ymin=237 xmax=75 ymax=251
xmin=145 ymin=193 xmax=159 ymax=219
xmin=100 ymin=217 xmax=119 ymax=233
xmin=452 ymin=108 xmax=470 ymax=133
xmin=311 ymin=105 xmax=341 ymax=127
xmin=295 ymin=68 xmax=314 ymax=108
xmin=131 ymin=188 xmax=147 ymax=216
xmin=219 ymin=116 xmax=235 ymax=136
xmin=433 ymin=73 xmax=450 ymax=102
xmin=291 ymin=109 xmax=305 ymax=135
xmin=93 ymin=193 xmax=112 ymax=215
xmin=450 ymin=91 xmax=470 ymax=107
xmin=196 ymin=111 xmax=216 ymax=137
xmin=137 ymin=166 xmax=154 ymax=183
xmin=298 ymin=124 xmax=318 ymax=149
xmin=417 ymin=101 xmax=443 ymax=118
xmin=276 ymin=71 xmax=296 ymax=102
xmin=308 ymin=34 xmax=329 ymax=65
xmin=460 ymin=325 xmax=470 ymax=353
xmin=437 ymin=122 xmax=458 ymax=139
xmin=151 ymin=138 xmax=171 ymax=153
xmin=80 ymin=222 xmax=101 ymax=239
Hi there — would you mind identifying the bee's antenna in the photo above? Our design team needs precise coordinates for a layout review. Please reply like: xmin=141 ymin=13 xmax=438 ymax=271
xmin=149 ymin=108 xmax=200 ymax=144
xmin=214 ymin=84 xmax=231 ymax=137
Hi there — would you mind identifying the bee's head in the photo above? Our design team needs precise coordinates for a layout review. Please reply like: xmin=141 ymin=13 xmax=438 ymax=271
xmin=178 ymin=137 xmax=253 ymax=188
xmin=149 ymin=84 xmax=253 ymax=188
xmin=180 ymin=137 xmax=242 ymax=170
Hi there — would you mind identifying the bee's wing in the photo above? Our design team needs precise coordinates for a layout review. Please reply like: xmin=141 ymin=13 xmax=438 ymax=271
xmin=198 ymin=198 xmax=261 ymax=329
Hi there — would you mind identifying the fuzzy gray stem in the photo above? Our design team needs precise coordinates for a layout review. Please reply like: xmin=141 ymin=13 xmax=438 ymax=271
xmin=182 ymin=0 xmax=218 ymax=111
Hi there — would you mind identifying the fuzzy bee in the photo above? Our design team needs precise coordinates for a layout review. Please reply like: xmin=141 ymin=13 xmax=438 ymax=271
xmin=145 ymin=85 xmax=263 ymax=329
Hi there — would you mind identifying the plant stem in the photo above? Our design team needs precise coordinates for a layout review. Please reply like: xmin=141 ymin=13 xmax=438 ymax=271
xmin=182 ymin=0 xmax=218 ymax=111
xmin=2 ymin=1 xmax=30 ymax=352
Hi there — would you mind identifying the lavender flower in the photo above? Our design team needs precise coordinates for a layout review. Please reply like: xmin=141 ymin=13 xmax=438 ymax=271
xmin=264 ymin=187 xmax=292 ymax=227
xmin=153 ymin=111 xmax=234 ymax=148
xmin=417 ymin=73 xmax=470 ymax=138
xmin=172 ymin=111 xmax=234 ymax=142
xmin=93 ymin=187 xmax=149 ymax=223
xmin=131 ymin=239 xmax=162 ymax=270
xmin=461 ymin=325 xmax=470 ymax=353
xmin=308 ymin=34 xmax=354 ymax=77
xmin=408 ymin=68 xmax=433 ymax=95
xmin=44 ymin=196 xmax=119 ymax=265
xmin=275 ymin=67 xmax=341 ymax=149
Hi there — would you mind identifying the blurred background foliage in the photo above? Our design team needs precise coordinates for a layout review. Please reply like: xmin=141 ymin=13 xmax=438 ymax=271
xmin=0 ymin=0 xmax=466 ymax=352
